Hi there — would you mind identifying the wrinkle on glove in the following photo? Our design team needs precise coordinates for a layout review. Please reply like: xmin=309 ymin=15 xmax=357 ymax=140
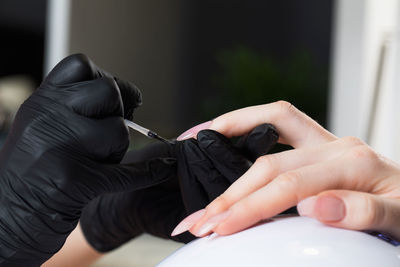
xmin=0 ymin=54 xmax=174 ymax=266
xmin=80 ymin=124 xmax=278 ymax=251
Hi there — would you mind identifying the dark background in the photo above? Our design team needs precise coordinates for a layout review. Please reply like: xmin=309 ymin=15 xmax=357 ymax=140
xmin=0 ymin=0 xmax=333 ymax=146
xmin=0 ymin=0 xmax=47 ymax=85
xmin=177 ymin=1 xmax=332 ymax=127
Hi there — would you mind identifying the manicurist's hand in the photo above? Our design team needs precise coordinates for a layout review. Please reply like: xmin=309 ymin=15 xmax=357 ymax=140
xmin=0 ymin=54 xmax=175 ymax=266
xmin=78 ymin=123 xmax=278 ymax=252
xmin=179 ymin=101 xmax=400 ymax=241
xmin=43 ymin=124 xmax=278 ymax=267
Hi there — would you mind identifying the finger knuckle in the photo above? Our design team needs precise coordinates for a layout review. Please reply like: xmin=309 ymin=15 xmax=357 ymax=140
xmin=276 ymin=100 xmax=293 ymax=114
xmin=358 ymin=195 xmax=382 ymax=228
xmin=274 ymin=100 xmax=303 ymax=121
xmin=255 ymin=155 xmax=272 ymax=166
xmin=276 ymin=172 xmax=301 ymax=200
xmin=347 ymin=145 xmax=378 ymax=163
xmin=275 ymin=100 xmax=293 ymax=110
xmin=207 ymin=195 xmax=231 ymax=214
xmin=341 ymin=136 xmax=365 ymax=147
xmin=254 ymin=155 xmax=278 ymax=176
xmin=280 ymin=171 xmax=301 ymax=186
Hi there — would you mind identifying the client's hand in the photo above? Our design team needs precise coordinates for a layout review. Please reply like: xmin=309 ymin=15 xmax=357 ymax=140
xmin=79 ymin=124 xmax=278 ymax=251
xmin=181 ymin=101 xmax=400 ymax=241
xmin=0 ymin=54 xmax=175 ymax=266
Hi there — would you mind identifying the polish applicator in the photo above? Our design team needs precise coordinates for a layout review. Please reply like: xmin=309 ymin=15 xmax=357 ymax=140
xmin=124 ymin=119 xmax=174 ymax=144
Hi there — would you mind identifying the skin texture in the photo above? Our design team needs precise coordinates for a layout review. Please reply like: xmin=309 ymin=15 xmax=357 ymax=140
xmin=44 ymin=100 xmax=400 ymax=266
xmin=175 ymin=101 xmax=400 ymax=240
xmin=79 ymin=126 xmax=278 ymax=252
xmin=44 ymin=125 xmax=278 ymax=266
xmin=42 ymin=225 xmax=102 ymax=267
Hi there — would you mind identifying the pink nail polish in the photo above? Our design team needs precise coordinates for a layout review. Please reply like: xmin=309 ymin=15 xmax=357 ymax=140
xmin=315 ymin=196 xmax=345 ymax=222
xmin=195 ymin=210 xmax=231 ymax=237
xmin=171 ymin=209 xmax=206 ymax=236
xmin=177 ymin=121 xmax=212 ymax=141
xmin=297 ymin=196 xmax=317 ymax=217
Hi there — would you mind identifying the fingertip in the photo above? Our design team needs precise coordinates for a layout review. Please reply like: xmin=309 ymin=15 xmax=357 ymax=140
xmin=297 ymin=196 xmax=317 ymax=217
xmin=176 ymin=121 xmax=212 ymax=141
xmin=114 ymin=77 xmax=142 ymax=120
xmin=313 ymin=190 xmax=398 ymax=235
xmin=191 ymin=210 xmax=232 ymax=237
xmin=314 ymin=195 xmax=346 ymax=222
xmin=197 ymin=130 xmax=230 ymax=151
xmin=171 ymin=209 xmax=206 ymax=236
xmin=45 ymin=53 xmax=95 ymax=84
xmin=236 ymin=123 xmax=279 ymax=161
xmin=298 ymin=195 xmax=346 ymax=223
xmin=187 ymin=202 xmax=226 ymax=237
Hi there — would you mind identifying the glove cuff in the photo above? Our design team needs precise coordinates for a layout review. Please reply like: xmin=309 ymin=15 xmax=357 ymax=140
xmin=80 ymin=195 xmax=143 ymax=252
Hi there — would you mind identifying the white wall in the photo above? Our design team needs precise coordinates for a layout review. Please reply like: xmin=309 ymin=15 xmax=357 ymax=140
xmin=329 ymin=0 xmax=400 ymax=161
xmin=44 ymin=0 xmax=71 ymax=75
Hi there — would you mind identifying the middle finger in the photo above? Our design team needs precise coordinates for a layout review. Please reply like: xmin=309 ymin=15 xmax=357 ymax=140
xmin=203 ymin=137 xmax=365 ymax=216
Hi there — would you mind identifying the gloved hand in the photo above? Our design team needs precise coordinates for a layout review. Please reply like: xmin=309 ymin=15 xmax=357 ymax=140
xmin=80 ymin=124 xmax=278 ymax=251
xmin=0 ymin=54 xmax=176 ymax=266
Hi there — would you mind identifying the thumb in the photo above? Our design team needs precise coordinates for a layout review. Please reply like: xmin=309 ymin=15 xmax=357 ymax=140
xmin=96 ymin=157 xmax=177 ymax=194
xmin=234 ymin=123 xmax=278 ymax=162
xmin=44 ymin=53 xmax=142 ymax=120
xmin=297 ymin=190 xmax=400 ymax=240
xmin=44 ymin=54 xmax=98 ymax=84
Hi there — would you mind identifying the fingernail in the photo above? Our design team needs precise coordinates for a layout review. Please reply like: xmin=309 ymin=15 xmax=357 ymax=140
xmin=194 ymin=210 xmax=231 ymax=237
xmin=297 ymin=196 xmax=317 ymax=217
xmin=177 ymin=121 xmax=212 ymax=141
xmin=315 ymin=196 xmax=345 ymax=222
xmin=171 ymin=209 xmax=206 ymax=236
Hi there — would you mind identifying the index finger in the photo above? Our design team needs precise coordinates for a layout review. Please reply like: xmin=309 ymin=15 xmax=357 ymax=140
xmin=210 ymin=101 xmax=336 ymax=148
xmin=208 ymin=148 xmax=382 ymax=235
xmin=45 ymin=54 xmax=142 ymax=120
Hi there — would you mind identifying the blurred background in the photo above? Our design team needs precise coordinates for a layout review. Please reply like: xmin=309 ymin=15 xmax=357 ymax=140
xmin=1 ymin=0 xmax=400 ymax=266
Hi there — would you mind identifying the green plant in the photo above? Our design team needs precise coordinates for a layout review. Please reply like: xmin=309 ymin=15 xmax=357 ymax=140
xmin=202 ymin=46 xmax=328 ymax=126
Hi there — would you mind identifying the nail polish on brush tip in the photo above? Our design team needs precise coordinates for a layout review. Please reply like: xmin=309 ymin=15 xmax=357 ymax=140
xmin=171 ymin=209 xmax=206 ymax=236
xmin=177 ymin=121 xmax=212 ymax=141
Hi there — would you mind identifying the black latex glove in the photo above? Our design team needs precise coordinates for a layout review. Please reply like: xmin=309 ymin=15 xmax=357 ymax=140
xmin=0 ymin=54 xmax=175 ymax=266
xmin=80 ymin=124 xmax=278 ymax=251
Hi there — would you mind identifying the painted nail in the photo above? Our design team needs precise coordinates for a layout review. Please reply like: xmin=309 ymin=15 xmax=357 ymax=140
xmin=194 ymin=210 xmax=231 ymax=237
xmin=297 ymin=196 xmax=317 ymax=217
xmin=171 ymin=209 xmax=206 ymax=236
xmin=315 ymin=196 xmax=345 ymax=222
xmin=177 ymin=121 xmax=212 ymax=141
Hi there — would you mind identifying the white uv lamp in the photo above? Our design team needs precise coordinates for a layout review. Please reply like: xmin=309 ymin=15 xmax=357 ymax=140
xmin=157 ymin=216 xmax=400 ymax=267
